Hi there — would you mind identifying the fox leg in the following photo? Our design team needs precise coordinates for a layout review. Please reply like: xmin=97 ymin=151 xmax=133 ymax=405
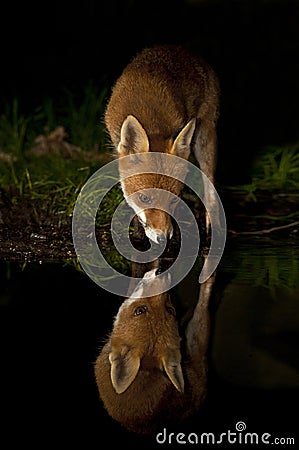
xmin=193 ymin=120 xmax=218 ymax=237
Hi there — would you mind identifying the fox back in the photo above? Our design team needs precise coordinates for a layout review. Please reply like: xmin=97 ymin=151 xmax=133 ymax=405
xmin=104 ymin=45 xmax=220 ymax=242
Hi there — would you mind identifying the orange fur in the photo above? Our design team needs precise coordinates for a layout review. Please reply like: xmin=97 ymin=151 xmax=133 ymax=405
xmin=104 ymin=45 xmax=220 ymax=241
xmin=94 ymin=268 xmax=213 ymax=434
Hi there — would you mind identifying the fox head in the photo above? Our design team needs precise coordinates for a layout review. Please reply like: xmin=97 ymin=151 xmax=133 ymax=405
xmin=94 ymin=269 xmax=185 ymax=432
xmin=116 ymin=115 xmax=196 ymax=244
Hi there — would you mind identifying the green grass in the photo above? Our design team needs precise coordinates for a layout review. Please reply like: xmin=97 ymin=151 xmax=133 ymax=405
xmin=226 ymin=144 xmax=299 ymax=200
xmin=0 ymin=83 xmax=113 ymax=222
xmin=1 ymin=86 xmax=299 ymax=271
xmin=0 ymin=99 xmax=29 ymax=157
xmin=2 ymin=88 xmax=298 ymax=206
xmin=0 ymin=82 xmax=109 ymax=155
xmin=0 ymin=84 xmax=133 ymax=272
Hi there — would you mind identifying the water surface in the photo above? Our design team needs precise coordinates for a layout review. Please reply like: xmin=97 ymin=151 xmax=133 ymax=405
xmin=1 ymin=235 xmax=298 ymax=448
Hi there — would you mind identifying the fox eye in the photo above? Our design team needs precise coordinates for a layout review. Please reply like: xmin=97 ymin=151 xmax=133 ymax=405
xmin=134 ymin=305 xmax=147 ymax=316
xmin=170 ymin=196 xmax=179 ymax=205
xmin=166 ymin=305 xmax=176 ymax=316
xmin=138 ymin=193 xmax=152 ymax=204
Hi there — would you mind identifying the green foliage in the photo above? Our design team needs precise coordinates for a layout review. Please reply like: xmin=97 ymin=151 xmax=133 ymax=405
xmin=0 ymin=84 xmax=119 ymax=238
xmin=0 ymin=99 xmax=29 ymax=156
xmin=60 ymin=83 xmax=109 ymax=151
xmin=0 ymin=82 xmax=109 ymax=156
xmin=222 ymin=236 xmax=299 ymax=297
xmin=229 ymin=145 xmax=299 ymax=200
xmin=252 ymin=145 xmax=299 ymax=190
xmin=1 ymin=87 xmax=299 ymax=272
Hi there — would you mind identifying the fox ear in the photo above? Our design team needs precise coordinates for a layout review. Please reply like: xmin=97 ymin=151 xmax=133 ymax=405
xmin=118 ymin=115 xmax=149 ymax=155
xmin=161 ymin=350 xmax=185 ymax=393
xmin=169 ymin=118 xmax=196 ymax=160
xmin=109 ymin=346 xmax=140 ymax=394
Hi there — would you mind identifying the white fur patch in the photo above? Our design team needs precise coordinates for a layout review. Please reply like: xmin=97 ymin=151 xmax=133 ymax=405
xmin=144 ymin=227 xmax=160 ymax=244
xmin=120 ymin=182 xmax=173 ymax=243
xmin=113 ymin=269 xmax=158 ymax=325
xmin=142 ymin=268 xmax=158 ymax=280
xmin=138 ymin=210 xmax=147 ymax=225
xmin=121 ymin=183 xmax=144 ymax=217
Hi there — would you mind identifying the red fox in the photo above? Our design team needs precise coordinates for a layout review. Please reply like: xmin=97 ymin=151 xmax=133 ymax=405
xmin=94 ymin=265 xmax=213 ymax=434
xmin=104 ymin=45 xmax=220 ymax=244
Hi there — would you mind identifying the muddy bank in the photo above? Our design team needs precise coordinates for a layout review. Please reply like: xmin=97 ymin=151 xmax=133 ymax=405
xmin=0 ymin=186 xmax=298 ymax=263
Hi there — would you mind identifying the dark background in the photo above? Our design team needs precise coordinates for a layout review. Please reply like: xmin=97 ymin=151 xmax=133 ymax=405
xmin=1 ymin=2 xmax=299 ymax=447
xmin=1 ymin=0 xmax=299 ymax=184
xmin=1 ymin=261 xmax=298 ymax=449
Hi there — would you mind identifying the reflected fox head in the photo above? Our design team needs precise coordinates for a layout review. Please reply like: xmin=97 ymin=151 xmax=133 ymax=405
xmin=94 ymin=268 xmax=185 ymax=432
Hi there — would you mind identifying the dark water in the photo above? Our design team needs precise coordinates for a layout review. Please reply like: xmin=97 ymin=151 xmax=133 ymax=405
xmin=1 ymin=235 xmax=298 ymax=448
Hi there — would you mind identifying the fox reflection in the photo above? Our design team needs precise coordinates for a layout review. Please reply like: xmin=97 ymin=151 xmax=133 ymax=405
xmin=94 ymin=267 xmax=213 ymax=435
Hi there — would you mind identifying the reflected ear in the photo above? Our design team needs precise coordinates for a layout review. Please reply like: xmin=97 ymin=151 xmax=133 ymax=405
xmin=169 ymin=118 xmax=196 ymax=160
xmin=109 ymin=347 xmax=140 ymax=394
xmin=118 ymin=115 xmax=149 ymax=156
xmin=161 ymin=351 xmax=184 ymax=393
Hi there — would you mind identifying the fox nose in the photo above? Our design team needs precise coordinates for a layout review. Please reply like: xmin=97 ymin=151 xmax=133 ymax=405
xmin=156 ymin=231 xmax=167 ymax=245
xmin=143 ymin=222 xmax=173 ymax=245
